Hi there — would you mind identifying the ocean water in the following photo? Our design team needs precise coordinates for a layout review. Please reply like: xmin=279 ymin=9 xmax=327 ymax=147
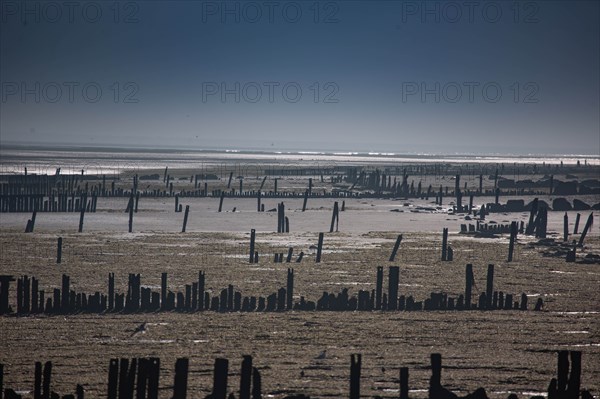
xmin=0 ymin=145 xmax=598 ymax=174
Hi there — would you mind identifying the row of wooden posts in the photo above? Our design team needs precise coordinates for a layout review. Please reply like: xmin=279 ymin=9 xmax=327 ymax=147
xmin=0 ymin=351 xmax=591 ymax=399
xmin=1 ymin=166 xmax=575 ymax=214
xmin=0 ymin=264 xmax=542 ymax=316
xmin=0 ymin=194 xmax=98 ymax=213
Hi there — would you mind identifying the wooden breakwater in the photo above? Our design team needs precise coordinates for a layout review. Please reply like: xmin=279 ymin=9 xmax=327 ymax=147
xmin=4 ymin=163 xmax=598 ymax=213
xmin=0 ymin=351 xmax=593 ymax=399
xmin=0 ymin=265 xmax=542 ymax=316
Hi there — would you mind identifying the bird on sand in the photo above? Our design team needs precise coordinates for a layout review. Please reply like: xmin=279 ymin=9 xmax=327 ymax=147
xmin=130 ymin=322 xmax=147 ymax=337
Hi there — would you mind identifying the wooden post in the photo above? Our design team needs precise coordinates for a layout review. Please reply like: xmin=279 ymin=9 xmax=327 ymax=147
xmin=227 ymin=172 xmax=233 ymax=188
xmin=430 ymin=353 xmax=442 ymax=388
xmin=286 ymin=268 xmax=294 ymax=310
xmin=388 ymin=266 xmax=399 ymax=310
xmin=257 ymin=192 xmax=261 ymax=212
xmin=441 ymin=228 xmax=448 ymax=261
xmin=375 ymin=266 xmax=383 ymax=310
xmin=42 ymin=361 xmax=52 ymax=399
xmin=212 ymin=358 xmax=229 ymax=399
xmin=252 ymin=367 xmax=262 ymax=399
xmin=128 ymin=193 xmax=134 ymax=233
xmin=34 ymin=361 xmax=42 ymax=399
xmin=563 ymin=212 xmax=568 ymax=242
xmin=218 ymin=192 xmax=225 ymax=212
xmin=56 ymin=237 xmax=63 ymax=264
xmin=316 ymin=233 xmax=324 ymax=263
xmin=349 ymin=354 xmax=361 ymax=399
xmin=389 ymin=234 xmax=402 ymax=262
xmin=508 ymin=221 xmax=517 ymax=262
xmin=240 ymin=356 xmax=252 ymax=399
xmin=302 ymin=190 xmax=308 ymax=212
xmin=577 ymin=213 xmax=593 ymax=247
xmin=574 ymin=213 xmax=581 ymax=234
xmin=525 ymin=198 xmax=538 ymax=235
xmin=329 ymin=201 xmax=339 ymax=233
xmin=486 ymin=264 xmax=494 ymax=310
xmin=78 ymin=203 xmax=85 ymax=232
xmin=465 ymin=264 xmax=473 ymax=309
xmin=108 ymin=359 xmax=119 ymax=399
xmin=181 ymin=205 xmax=190 ymax=233
xmin=399 ymin=367 xmax=409 ymax=399
xmin=135 ymin=192 xmax=139 ymax=213
xmin=249 ymin=229 xmax=256 ymax=263
xmin=172 ymin=358 xmax=189 ymax=399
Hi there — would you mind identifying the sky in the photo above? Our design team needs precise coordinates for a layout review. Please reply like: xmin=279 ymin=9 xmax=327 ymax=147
xmin=1 ymin=0 xmax=599 ymax=155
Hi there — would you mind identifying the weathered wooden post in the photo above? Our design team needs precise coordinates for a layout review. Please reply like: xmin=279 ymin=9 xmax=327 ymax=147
xmin=429 ymin=353 xmax=442 ymax=393
xmin=316 ymin=233 xmax=324 ymax=263
xmin=78 ymin=203 xmax=85 ymax=233
xmin=286 ymin=268 xmax=294 ymax=310
xmin=389 ymin=234 xmax=402 ymax=262
xmin=249 ymin=229 xmax=256 ymax=263
xmin=285 ymin=216 xmax=289 ymax=233
xmin=329 ymin=202 xmax=339 ymax=233
xmin=349 ymin=354 xmax=361 ymax=399
xmin=218 ymin=192 xmax=225 ymax=212
xmin=469 ymin=195 xmax=474 ymax=214
xmin=573 ymin=213 xmax=581 ymax=234
xmin=0 ymin=276 xmax=15 ymax=315
xmin=508 ymin=221 xmax=517 ymax=262
xmin=257 ymin=192 xmax=261 ymax=212
xmin=227 ymin=172 xmax=233 ymax=189
xmin=252 ymin=367 xmax=262 ymax=399
xmin=135 ymin=192 xmax=139 ymax=213
xmin=212 ymin=358 xmax=229 ymax=399
xmin=577 ymin=213 xmax=593 ymax=247
xmin=259 ymin=176 xmax=267 ymax=191
xmin=181 ymin=205 xmax=190 ymax=233
xmin=56 ymin=237 xmax=63 ymax=264
xmin=240 ymin=356 xmax=252 ymax=399
xmin=525 ymin=198 xmax=538 ymax=235
xmin=302 ymin=190 xmax=308 ymax=212
xmin=375 ymin=266 xmax=383 ymax=310
xmin=127 ymin=193 xmax=134 ymax=233
xmin=441 ymin=228 xmax=448 ymax=261
xmin=486 ymin=264 xmax=494 ymax=310
xmin=399 ymin=367 xmax=409 ymax=399
xmin=388 ymin=266 xmax=399 ymax=310
xmin=563 ymin=213 xmax=569 ymax=242
xmin=118 ymin=358 xmax=136 ymax=399
xmin=172 ymin=358 xmax=189 ymax=399
xmin=465 ymin=264 xmax=473 ymax=309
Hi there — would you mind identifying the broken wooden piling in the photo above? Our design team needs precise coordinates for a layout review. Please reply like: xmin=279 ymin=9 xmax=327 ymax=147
xmin=441 ymin=228 xmax=448 ymax=261
xmin=577 ymin=213 xmax=593 ymax=247
xmin=181 ymin=205 xmax=190 ymax=233
xmin=315 ymin=233 xmax=324 ymax=263
xmin=389 ymin=234 xmax=402 ymax=262
xmin=56 ymin=237 xmax=63 ymax=264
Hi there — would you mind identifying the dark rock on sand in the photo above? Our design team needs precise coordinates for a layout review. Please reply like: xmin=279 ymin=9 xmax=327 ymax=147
xmin=552 ymin=198 xmax=572 ymax=211
xmin=573 ymin=199 xmax=591 ymax=210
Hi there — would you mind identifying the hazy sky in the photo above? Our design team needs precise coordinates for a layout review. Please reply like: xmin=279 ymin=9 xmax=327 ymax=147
xmin=1 ymin=1 xmax=599 ymax=155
